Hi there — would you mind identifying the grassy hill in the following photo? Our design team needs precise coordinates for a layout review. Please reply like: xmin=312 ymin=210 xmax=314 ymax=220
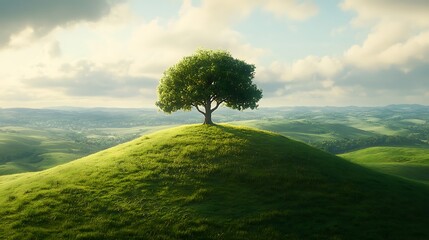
xmin=0 ymin=127 xmax=84 ymax=175
xmin=0 ymin=126 xmax=164 ymax=175
xmin=232 ymin=119 xmax=422 ymax=154
xmin=234 ymin=119 xmax=378 ymax=143
xmin=1 ymin=125 xmax=428 ymax=239
xmin=340 ymin=146 xmax=429 ymax=185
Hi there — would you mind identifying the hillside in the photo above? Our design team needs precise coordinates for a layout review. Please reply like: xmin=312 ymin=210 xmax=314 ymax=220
xmin=0 ymin=125 xmax=165 ymax=175
xmin=234 ymin=119 xmax=378 ymax=145
xmin=2 ymin=105 xmax=429 ymax=175
xmin=1 ymin=125 xmax=429 ymax=239
xmin=340 ymin=146 xmax=429 ymax=184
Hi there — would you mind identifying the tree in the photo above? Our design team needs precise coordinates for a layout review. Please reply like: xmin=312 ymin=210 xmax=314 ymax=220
xmin=156 ymin=49 xmax=263 ymax=124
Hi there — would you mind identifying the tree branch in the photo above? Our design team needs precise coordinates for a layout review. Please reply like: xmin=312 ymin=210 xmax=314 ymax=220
xmin=210 ymin=95 xmax=217 ymax=102
xmin=194 ymin=105 xmax=205 ymax=114
xmin=210 ymin=101 xmax=222 ymax=112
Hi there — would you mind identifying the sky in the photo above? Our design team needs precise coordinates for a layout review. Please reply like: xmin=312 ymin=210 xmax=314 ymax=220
xmin=1 ymin=0 xmax=429 ymax=108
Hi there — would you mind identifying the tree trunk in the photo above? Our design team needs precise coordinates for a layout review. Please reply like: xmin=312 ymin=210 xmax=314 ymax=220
xmin=203 ymin=104 xmax=214 ymax=125
xmin=203 ymin=112 xmax=213 ymax=125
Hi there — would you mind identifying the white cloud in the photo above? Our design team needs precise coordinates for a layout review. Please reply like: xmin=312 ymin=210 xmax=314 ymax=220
xmin=8 ymin=27 xmax=36 ymax=48
xmin=4 ymin=0 xmax=315 ymax=107
xmin=260 ymin=85 xmax=349 ymax=107
xmin=341 ymin=0 xmax=429 ymax=27
xmin=254 ymin=55 xmax=349 ymax=107
xmin=342 ymin=0 xmax=429 ymax=70
xmin=0 ymin=0 xmax=121 ymax=48
xmin=379 ymin=32 xmax=429 ymax=68
xmin=263 ymin=0 xmax=318 ymax=20
xmin=261 ymin=56 xmax=343 ymax=82
xmin=251 ymin=0 xmax=429 ymax=106
xmin=48 ymin=41 xmax=62 ymax=58
xmin=3 ymin=0 xmax=428 ymax=108
xmin=75 ymin=0 xmax=319 ymax=80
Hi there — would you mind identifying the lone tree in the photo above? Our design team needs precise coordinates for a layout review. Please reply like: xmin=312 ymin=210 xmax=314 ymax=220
xmin=156 ymin=49 xmax=263 ymax=124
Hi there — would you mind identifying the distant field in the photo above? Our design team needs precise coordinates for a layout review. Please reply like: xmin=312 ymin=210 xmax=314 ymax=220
xmin=233 ymin=119 xmax=423 ymax=154
xmin=235 ymin=119 xmax=378 ymax=142
xmin=1 ymin=105 xmax=429 ymax=175
xmin=340 ymin=146 xmax=429 ymax=184
xmin=0 ymin=126 xmax=167 ymax=175
xmin=0 ymin=127 xmax=81 ymax=175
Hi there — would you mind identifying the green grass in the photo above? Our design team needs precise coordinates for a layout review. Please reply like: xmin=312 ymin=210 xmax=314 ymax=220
xmin=347 ymin=117 xmax=403 ymax=136
xmin=401 ymin=119 xmax=426 ymax=125
xmin=232 ymin=119 xmax=377 ymax=143
xmin=340 ymin=146 xmax=429 ymax=184
xmin=0 ymin=125 xmax=166 ymax=175
xmin=0 ymin=128 xmax=84 ymax=175
xmin=0 ymin=124 xmax=428 ymax=239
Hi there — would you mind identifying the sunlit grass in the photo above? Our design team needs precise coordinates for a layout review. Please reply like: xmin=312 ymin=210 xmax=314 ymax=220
xmin=0 ymin=125 xmax=167 ymax=175
xmin=232 ymin=119 xmax=378 ymax=142
xmin=0 ymin=124 xmax=428 ymax=239
xmin=340 ymin=146 xmax=429 ymax=184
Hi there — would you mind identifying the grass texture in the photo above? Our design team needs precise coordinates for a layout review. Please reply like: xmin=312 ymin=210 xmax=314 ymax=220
xmin=0 ymin=124 xmax=428 ymax=239
xmin=340 ymin=146 xmax=429 ymax=184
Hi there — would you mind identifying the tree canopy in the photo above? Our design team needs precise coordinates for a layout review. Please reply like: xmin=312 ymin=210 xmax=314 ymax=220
xmin=156 ymin=49 xmax=262 ymax=124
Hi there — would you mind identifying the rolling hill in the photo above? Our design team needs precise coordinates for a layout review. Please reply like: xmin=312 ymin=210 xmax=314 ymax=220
xmin=0 ymin=125 xmax=428 ymax=239
xmin=0 ymin=127 xmax=84 ymax=175
xmin=2 ymin=105 xmax=429 ymax=175
xmin=235 ymin=119 xmax=378 ymax=143
xmin=340 ymin=146 xmax=429 ymax=185
xmin=0 ymin=125 xmax=165 ymax=175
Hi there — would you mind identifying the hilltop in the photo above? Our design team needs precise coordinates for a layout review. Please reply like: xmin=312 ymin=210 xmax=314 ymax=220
xmin=2 ymin=105 xmax=429 ymax=175
xmin=0 ymin=125 xmax=428 ymax=239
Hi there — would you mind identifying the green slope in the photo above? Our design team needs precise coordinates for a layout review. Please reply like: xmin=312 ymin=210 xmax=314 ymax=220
xmin=0 ymin=125 xmax=428 ymax=239
xmin=0 ymin=126 xmax=164 ymax=175
xmin=340 ymin=146 xmax=429 ymax=184
xmin=0 ymin=127 xmax=90 ymax=175
xmin=234 ymin=119 xmax=378 ymax=143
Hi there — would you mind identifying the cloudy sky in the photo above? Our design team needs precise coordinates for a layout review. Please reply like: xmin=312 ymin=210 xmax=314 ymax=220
xmin=1 ymin=0 xmax=429 ymax=108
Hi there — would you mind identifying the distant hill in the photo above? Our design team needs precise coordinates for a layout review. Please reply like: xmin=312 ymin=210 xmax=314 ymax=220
xmin=340 ymin=146 xmax=429 ymax=184
xmin=0 ymin=125 xmax=428 ymax=239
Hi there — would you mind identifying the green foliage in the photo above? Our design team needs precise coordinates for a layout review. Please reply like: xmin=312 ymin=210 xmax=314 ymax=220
xmin=156 ymin=49 xmax=262 ymax=124
xmin=1 ymin=125 xmax=429 ymax=239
